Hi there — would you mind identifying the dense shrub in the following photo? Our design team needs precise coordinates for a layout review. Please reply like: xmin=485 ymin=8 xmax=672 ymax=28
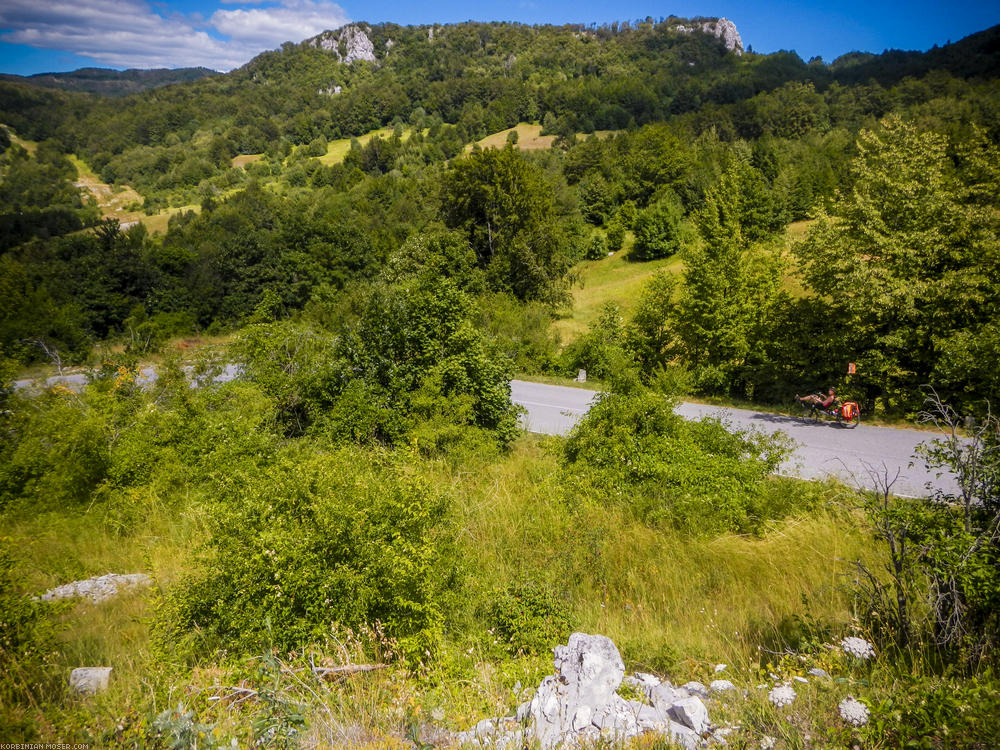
xmin=863 ymin=671 xmax=1000 ymax=747
xmin=0 ymin=539 xmax=64 ymax=736
xmin=853 ymin=397 xmax=1000 ymax=666
xmin=0 ymin=389 xmax=113 ymax=511
xmin=564 ymin=388 xmax=791 ymax=533
xmin=164 ymin=448 xmax=459 ymax=659
xmin=476 ymin=292 xmax=560 ymax=374
xmin=561 ymin=302 xmax=633 ymax=383
xmin=487 ymin=581 xmax=571 ymax=655
xmin=631 ymin=194 xmax=686 ymax=261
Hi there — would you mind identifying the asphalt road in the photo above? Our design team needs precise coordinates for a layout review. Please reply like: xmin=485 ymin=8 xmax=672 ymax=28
xmin=511 ymin=379 xmax=958 ymax=498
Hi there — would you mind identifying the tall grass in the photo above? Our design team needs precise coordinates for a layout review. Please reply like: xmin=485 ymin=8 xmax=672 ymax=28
xmin=448 ymin=437 xmax=871 ymax=673
xmin=3 ymin=435 xmax=875 ymax=744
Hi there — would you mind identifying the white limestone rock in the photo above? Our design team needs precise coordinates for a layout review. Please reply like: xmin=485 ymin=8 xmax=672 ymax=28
xmin=674 ymin=17 xmax=744 ymax=55
xmin=309 ymin=24 xmax=376 ymax=64
xmin=649 ymin=681 xmax=685 ymax=710
xmin=710 ymin=679 xmax=737 ymax=693
xmin=668 ymin=695 xmax=711 ymax=734
xmin=459 ymin=633 xmax=711 ymax=750
xmin=39 ymin=573 xmax=151 ymax=604
xmin=69 ymin=667 xmax=112 ymax=695
xmin=624 ymin=671 xmax=661 ymax=691
xmin=681 ymin=680 xmax=709 ymax=698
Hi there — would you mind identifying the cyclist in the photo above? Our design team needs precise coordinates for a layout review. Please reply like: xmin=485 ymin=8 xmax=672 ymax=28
xmin=796 ymin=387 xmax=837 ymax=410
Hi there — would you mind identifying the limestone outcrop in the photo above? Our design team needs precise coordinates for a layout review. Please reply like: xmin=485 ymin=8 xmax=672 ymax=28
xmin=457 ymin=633 xmax=706 ymax=748
xmin=69 ymin=667 xmax=112 ymax=695
xmin=675 ymin=18 xmax=744 ymax=55
xmin=308 ymin=24 xmax=377 ymax=64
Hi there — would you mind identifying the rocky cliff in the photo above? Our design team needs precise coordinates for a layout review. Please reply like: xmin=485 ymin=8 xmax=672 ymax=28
xmin=307 ymin=24 xmax=377 ymax=64
xmin=676 ymin=17 xmax=744 ymax=55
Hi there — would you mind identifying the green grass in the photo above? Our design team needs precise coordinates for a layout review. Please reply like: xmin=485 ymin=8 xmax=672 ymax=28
xmin=2 ymin=430 xmax=873 ymax=744
xmin=451 ymin=437 xmax=868 ymax=668
xmin=317 ymin=127 xmax=418 ymax=165
xmin=556 ymin=220 xmax=815 ymax=345
xmin=554 ymin=234 xmax=682 ymax=341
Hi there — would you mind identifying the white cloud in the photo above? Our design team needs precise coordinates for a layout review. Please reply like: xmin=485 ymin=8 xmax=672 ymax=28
xmin=212 ymin=0 xmax=347 ymax=48
xmin=0 ymin=0 xmax=349 ymax=71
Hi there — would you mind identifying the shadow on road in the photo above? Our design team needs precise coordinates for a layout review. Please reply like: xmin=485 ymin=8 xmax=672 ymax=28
xmin=749 ymin=412 xmax=855 ymax=429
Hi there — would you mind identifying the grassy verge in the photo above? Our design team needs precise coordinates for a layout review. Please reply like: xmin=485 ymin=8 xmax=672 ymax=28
xmin=2 ymin=427 xmax=874 ymax=744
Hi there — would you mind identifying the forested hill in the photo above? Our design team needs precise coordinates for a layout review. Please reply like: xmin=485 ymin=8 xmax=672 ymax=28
xmin=2 ymin=18 xmax=999 ymax=160
xmin=1 ymin=17 xmax=999 ymax=416
xmin=0 ymin=67 xmax=219 ymax=97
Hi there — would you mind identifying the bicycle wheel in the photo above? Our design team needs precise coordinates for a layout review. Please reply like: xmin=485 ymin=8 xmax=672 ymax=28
xmin=847 ymin=410 xmax=860 ymax=428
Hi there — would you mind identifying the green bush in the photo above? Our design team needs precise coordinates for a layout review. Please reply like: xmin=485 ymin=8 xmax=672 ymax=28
xmin=631 ymin=194 xmax=685 ymax=261
xmin=163 ymin=447 xmax=459 ymax=661
xmin=605 ymin=217 xmax=625 ymax=252
xmin=584 ymin=232 xmax=608 ymax=260
xmin=476 ymin=293 xmax=560 ymax=374
xmin=564 ymin=388 xmax=791 ymax=534
xmin=0 ymin=538 xmax=64 ymax=738
xmin=863 ymin=671 xmax=1000 ymax=748
xmin=0 ymin=388 xmax=113 ymax=510
xmin=561 ymin=302 xmax=634 ymax=383
xmin=487 ymin=581 xmax=571 ymax=656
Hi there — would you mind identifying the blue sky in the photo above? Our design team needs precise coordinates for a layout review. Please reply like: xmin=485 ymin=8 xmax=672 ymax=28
xmin=0 ymin=0 xmax=997 ymax=75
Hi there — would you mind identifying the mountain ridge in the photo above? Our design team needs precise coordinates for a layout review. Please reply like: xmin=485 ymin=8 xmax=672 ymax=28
xmin=0 ymin=66 xmax=220 ymax=97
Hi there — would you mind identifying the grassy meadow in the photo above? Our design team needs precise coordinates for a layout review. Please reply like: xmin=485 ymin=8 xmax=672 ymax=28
xmin=554 ymin=233 xmax=682 ymax=341
xmin=3 ymin=423 xmax=882 ymax=746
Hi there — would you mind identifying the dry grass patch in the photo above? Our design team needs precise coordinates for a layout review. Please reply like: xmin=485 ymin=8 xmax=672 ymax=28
xmin=471 ymin=124 xmax=620 ymax=153
xmin=68 ymin=154 xmax=145 ymax=223
xmin=231 ymin=153 xmax=263 ymax=168
xmin=470 ymin=123 xmax=556 ymax=152
xmin=6 ymin=128 xmax=38 ymax=153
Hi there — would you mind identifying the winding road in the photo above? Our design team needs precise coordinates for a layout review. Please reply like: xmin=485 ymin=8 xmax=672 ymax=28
xmin=511 ymin=380 xmax=958 ymax=498
xmin=14 ymin=371 xmax=957 ymax=497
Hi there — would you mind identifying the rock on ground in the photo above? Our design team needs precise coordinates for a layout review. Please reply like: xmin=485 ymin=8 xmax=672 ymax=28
xmin=458 ymin=633 xmax=705 ymax=749
xmin=710 ymin=679 xmax=737 ymax=694
xmin=39 ymin=573 xmax=151 ymax=603
xmin=70 ymin=667 xmax=112 ymax=695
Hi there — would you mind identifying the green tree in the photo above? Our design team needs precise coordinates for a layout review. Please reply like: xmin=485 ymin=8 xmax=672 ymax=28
xmin=631 ymin=193 xmax=685 ymax=261
xmin=674 ymin=163 xmax=783 ymax=394
xmin=796 ymin=116 xmax=1000 ymax=413
xmin=626 ymin=271 xmax=678 ymax=372
xmin=441 ymin=145 xmax=571 ymax=303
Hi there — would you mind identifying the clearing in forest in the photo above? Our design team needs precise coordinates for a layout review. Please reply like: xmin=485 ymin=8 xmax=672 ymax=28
xmin=555 ymin=220 xmax=815 ymax=344
xmin=554 ymin=237 xmax=681 ymax=341
xmin=317 ymin=126 xmax=416 ymax=164
xmin=68 ymin=154 xmax=199 ymax=234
